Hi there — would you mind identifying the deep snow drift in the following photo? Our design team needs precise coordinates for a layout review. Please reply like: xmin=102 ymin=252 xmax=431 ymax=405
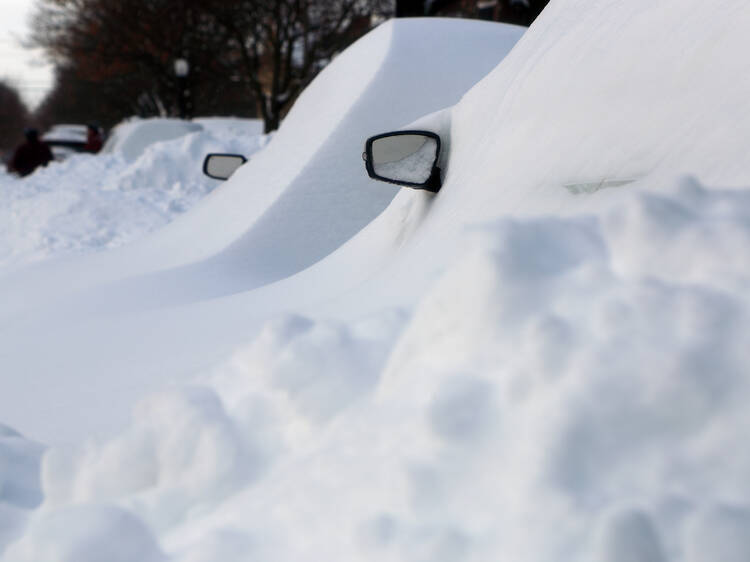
xmin=2 ymin=5 xmax=750 ymax=562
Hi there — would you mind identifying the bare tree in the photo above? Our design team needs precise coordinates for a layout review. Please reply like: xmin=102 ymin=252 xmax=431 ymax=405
xmin=205 ymin=0 xmax=392 ymax=132
xmin=31 ymin=0 xmax=391 ymax=132
xmin=31 ymin=0 xmax=238 ymax=118
xmin=34 ymin=64 xmax=128 ymax=129
xmin=0 ymin=80 xmax=30 ymax=159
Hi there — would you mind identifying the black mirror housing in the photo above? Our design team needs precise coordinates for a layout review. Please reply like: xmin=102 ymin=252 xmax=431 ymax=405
xmin=363 ymin=130 xmax=442 ymax=192
xmin=202 ymin=153 xmax=248 ymax=180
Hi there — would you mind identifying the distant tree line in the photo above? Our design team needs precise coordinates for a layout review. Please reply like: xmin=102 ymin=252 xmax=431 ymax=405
xmin=31 ymin=0 xmax=392 ymax=133
xmin=30 ymin=0 xmax=549 ymax=134
xmin=397 ymin=0 xmax=549 ymax=26
xmin=0 ymin=81 xmax=30 ymax=160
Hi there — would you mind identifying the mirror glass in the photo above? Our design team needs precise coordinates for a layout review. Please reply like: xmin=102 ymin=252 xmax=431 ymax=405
xmin=204 ymin=154 xmax=246 ymax=180
xmin=370 ymin=134 xmax=438 ymax=184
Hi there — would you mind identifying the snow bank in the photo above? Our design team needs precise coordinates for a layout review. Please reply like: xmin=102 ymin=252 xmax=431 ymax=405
xmin=0 ymin=127 xmax=267 ymax=270
xmin=370 ymin=185 xmax=750 ymax=560
xmin=42 ymin=387 xmax=254 ymax=530
xmin=18 ymin=177 xmax=750 ymax=562
xmin=0 ymin=426 xmax=43 ymax=555
xmin=4 ymin=505 xmax=165 ymax=562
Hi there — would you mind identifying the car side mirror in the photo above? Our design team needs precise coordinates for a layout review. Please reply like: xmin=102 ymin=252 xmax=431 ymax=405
xmin=363 ymin=130 xmax=442 ymax=192
xmin=202 ymin=153 xmax=247 ymax=180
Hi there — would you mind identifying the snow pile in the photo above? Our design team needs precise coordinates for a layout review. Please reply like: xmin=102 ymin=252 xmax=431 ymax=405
xmin=42 ymin=387 xmax=254 ymax=530
xmin=6 ymin=505 xmax=166 ymax=562
xmin=0 ymin=126 xmax=267 ymax=270
xmin=371 ymin=184 xmax=750 ymax=561
xmin=0 ymin=427 xmax=44 ymax=555
xmin=604 ymin=178 xmax=750 ymax=293
xmin=8 ymin=176 xmax=748 ymax=562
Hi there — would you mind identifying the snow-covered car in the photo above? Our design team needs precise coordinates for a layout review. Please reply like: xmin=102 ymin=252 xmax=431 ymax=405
xmin=102 ymin=118 xmax=203 ymax=162
xmin=0 ymin=15 xmax=524 ymax=440
xmin=42 ymin=124 xmax=89 ymax=160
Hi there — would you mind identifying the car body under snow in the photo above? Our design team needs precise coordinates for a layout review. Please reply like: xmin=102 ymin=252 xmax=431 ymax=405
xmin=42 ymin=124 xmax=89 ymax=161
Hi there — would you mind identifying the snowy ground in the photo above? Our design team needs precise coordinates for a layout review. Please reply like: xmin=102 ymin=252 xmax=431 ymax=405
xmin=2 ymin=5 xmax=750 ymax=562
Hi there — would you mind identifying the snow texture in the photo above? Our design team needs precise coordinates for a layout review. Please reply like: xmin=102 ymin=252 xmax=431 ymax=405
xmin=2 ymin=6 xmax=750 ymax=562
xmin=0 ymin=426 xmax=44 ymax=554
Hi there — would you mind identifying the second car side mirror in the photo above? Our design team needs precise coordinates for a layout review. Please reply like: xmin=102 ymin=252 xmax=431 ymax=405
xmin=202 ymin=153 xmax=247 ymax=180
xmin=363 ymin=130 xmax=442 ymax=192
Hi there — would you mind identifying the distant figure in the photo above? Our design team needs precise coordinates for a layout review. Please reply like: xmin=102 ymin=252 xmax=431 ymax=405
xmin=8 ymin=129 xmax=53 ymax=177
xmin=85 ymin=124 xmax=103 ymax=153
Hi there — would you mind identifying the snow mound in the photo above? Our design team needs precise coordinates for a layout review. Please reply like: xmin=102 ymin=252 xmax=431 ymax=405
xmin=0 ymin=427 xmax=44 ymax=554
xmin=232 ymin=183 xmax=749 ymax=561
xmin=102 ymin=118 xmax=204 ymax=162
xmin=22 ymin=178 xmax=750 ymax=562
xmin=4 ymin=505 xmax=165 ymax=562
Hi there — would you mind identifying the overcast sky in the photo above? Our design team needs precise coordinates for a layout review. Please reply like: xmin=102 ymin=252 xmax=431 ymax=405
xmin=0 ymin=0 xmax=54 ymax=108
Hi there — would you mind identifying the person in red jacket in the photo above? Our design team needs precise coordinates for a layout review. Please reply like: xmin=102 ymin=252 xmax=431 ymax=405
xmin=8 ymin=129 xmax=53 ymax=177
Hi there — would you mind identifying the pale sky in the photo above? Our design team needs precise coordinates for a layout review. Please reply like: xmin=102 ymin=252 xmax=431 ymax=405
xmin=0 ymin=0 xmax=54 ymax=108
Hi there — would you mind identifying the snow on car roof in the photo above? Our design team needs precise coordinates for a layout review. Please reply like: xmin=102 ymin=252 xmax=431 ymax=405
xmin=42 ymin=124 xmax=88 ymax=142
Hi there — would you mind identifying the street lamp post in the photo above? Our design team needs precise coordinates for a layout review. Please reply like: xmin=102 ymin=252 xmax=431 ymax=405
xmin=174 ymin=58 xmax=190 ymax=119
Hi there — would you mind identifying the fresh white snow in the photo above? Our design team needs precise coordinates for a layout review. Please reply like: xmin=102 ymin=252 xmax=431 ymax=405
xmin=1 ymin=5 xmax=750 ymax=562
